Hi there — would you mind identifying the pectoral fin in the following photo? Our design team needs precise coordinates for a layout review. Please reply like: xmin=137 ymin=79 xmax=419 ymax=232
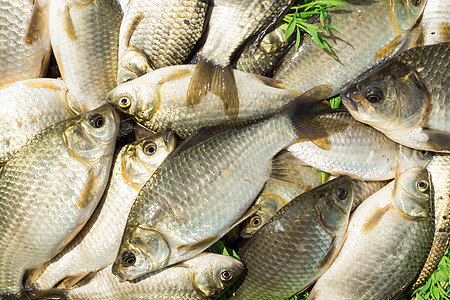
xmin=361 ymin=205 xmax=390 ymax=234
xmin=186 ymin=58 xmax=239 ymax=118
xmin=439 ymin=22 xmax=450 ymax=42
xmin=76 ymin=167 xmax=100 ymax=210
xmin=25 ymin=0 xmax=49 ymax=44
xmin=61 ymin=4 xmax=77 ymax=42
xmin=373 ymin=35 xmax=401 ymax=59
xmin=424 ymin=128 xmax=450 ymax=153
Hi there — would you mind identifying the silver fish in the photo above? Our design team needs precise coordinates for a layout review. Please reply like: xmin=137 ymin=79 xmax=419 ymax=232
xmin=274 ymin=0 xmax=426 ymax=97
xmin=29 ymin=132 xmax=176 ymax=290
xmin=342 ymin=43 xmax=450 ymax=153
xmin=117 ymin=0 xmax=209 ymax=84
xmin=0 ymin=104 xmax=118 ymax=296
xmin=111 ymin=99 xmax=337 ymax=281
xmin=0 ymin=0 xmax=51 ymax=87
xmin=309 ymin=168 xmax=434 ymax=300
xmin=49 ymin=0 xmax=122 ymax=112
xmin=0 ymin=78 xmax=77 ymax=165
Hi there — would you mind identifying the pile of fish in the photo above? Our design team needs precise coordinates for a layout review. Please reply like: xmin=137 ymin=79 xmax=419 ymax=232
xmin=0 ymin=0 xmax=448 ymax=299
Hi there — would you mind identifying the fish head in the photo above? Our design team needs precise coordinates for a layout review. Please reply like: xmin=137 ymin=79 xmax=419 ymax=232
xmin=63 ymin=104 xmax=119 ymax=162
xmin=393 ymin=168 xmax=431 ymax=219
xmin=107 ymin=79 xmax=159 ymax=124
xmin=191 ymin=253 xmax=245 ymax=298
xmin=391 ymin=0 xmax=427 ymax=31
xmin=112 ymin=226 xmax=171 ymax=281
xmin=240 ymin=196 xmax=282 ymax=238
xmin=342 ymin=62 xmax=427 ymax=130
xmin=314 ymin=176 xmax=354 ymax=232
xmin=121 ymin=132 xmax=177 ymax=188
xmin=397 ymin=146 xmax=433 ymax=172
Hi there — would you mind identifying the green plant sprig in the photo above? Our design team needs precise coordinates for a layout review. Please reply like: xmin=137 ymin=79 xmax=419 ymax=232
xmin=278 ymin=0 xmax=346 ymax=58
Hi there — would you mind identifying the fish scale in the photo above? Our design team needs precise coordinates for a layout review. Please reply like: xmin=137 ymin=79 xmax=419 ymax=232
xmin=0 ymin=79 xmax=77 ymax=165
xmin=0 ymin=0 xmax=51 ymax=87
xmin=0 ymin=106 xmax=118 ymax=295
xmin=113 ymin=113 xmax=300 ymax=280
xmin=49 ymin=0 xmax=122 ymax=112
xmin=274 ymin=0 xmax=425 ymax=96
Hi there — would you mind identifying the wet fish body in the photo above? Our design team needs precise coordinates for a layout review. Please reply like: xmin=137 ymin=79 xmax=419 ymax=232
xmin=117 ymin=0 xmax=209 ymax=84
xmin=0 ymin=78 xmax=77 ymax=165
xmin=30 ymin=132 xmax=176 ymax=290
xmin=420 ymin=0 xmax=450 ymax=45
xmin=342 ymin=43 xmax=450 ymax=153
xmin=235 ymin=27 xmax=291 ymax=76
xmin=108 ymin=65 xmax=299 ymax=138
xmin=286 ymin=111 xmax=433 ymax=180
xmin=309 ymin=168 xmax=434 ymax=299
xmin=62 ymin=253 xmax=244 ymax=300
xmin=49 ymin=0 xmax=122 ymax=112
xmin=112 ymin=99 xmax=323 ymax=280
xmin=274 ymin=0 xmax=426 ymax=97
xmin=233 ymin=176 xmax=354 ymax=300
xmin=0 ymin=105 xmax=118 ymax=295
xmin=187 ymin=0 xmax=294 ymax=118
xmin=0 ymin=0 xmax=51 ymax=87
xmin=412 ymin=154 xmax=450 ymax=288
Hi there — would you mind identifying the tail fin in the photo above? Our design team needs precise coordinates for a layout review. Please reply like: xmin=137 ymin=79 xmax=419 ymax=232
xmin=186 ymin=57 xmax=239 ymax=118
xmin=284 ymin=90 xmax=350 ymax=150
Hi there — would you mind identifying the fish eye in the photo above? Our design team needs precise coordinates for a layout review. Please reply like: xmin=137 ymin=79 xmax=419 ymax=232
xmin=336 ymin=187 xmax=348 ymax=200
xmin=364 ymin=87 xmax=384 ymax=103
xmin=220 ymin=270 xmax=233 ymax=282
xmin=118 ymin=96 xmax=131 ymax=109
xmin=88 ymin=113 xmax=104 ymax=128
xmin=122 ymin=250 xmax=136 ymax=267
xmin=419 ymin=150 xmax=428 ymax=157
xmin=250 ymin=215 xmax=262 ymax=227
xmin=412 ymin=0 xmax=421 ymax=6
xmin=142 ymin=141 xmax=157 ymax=156
xmin=417 ymin=180 xmax=429 ymax=193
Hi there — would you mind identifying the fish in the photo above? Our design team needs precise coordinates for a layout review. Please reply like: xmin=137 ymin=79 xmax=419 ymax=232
xmin=186 ymin=0 xmax=295 ymax=118
xmin=117 ymin=0 xmax=210 ymax=84
xmin=0 ymin=78 xmax=78 ymax=165
xmin=240 ymin=149 xmax=389 ymax=238
xmin=107 ymin=65 xmax=317 ymax=138
xmin=232 ymin=176 xmax=354 ymax=300
xmin=412 ymin=153 xmax=450 ymax=289
xmin=417 ymin=0 xmax=450 ymax=45
xmin=286 ymin=111 xmax=433 ymax=180
xmin=235 ymin=27 xmax=291 ymax=77
xmin=49 ymin=0 xmax=122 ymax=112
xmin=0 ymin=0 xmax=51 ymax=87
xmin=111 ymin=98 xmax=346 ymax=281
xmin=28 ymin=132 xmax=177 ymax=291
xmin=42 ymin=253 xmax=245 ymax=300
xmin=342 ymin=43 xmax=449 ymax=153
xmin=0 ymin=104 xmax=119 ymax=296
xmin=274 ymin=0 xmax=426 ymax=97
xmin=309 ymin=168 xmax=434 ymax=300
xmin=240 ymin=150 xmax=324 ymax=238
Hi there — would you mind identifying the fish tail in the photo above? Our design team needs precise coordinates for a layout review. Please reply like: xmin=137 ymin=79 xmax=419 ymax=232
xmin=283 ymin=89 xmax=350 ymax=150
xmin=186 ymin=57 xmax=239 ymax=118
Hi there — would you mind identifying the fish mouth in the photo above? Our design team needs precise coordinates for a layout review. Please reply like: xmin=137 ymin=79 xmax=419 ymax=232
xmin=341 ymin=90 xmax=357 ymax=112
xmin=111 ymin=262 xmax=131 ymax=282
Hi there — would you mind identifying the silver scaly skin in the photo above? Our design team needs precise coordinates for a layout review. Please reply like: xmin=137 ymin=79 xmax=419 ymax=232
xmin=274 ymin=0 xmax=426 ymax=97
xmin=117 ymin=0 xmax=209 ymax=84
xmin=0 ymin=0 xmax=51 ymax=87
xmin=30 ymin=132 xmax=176 ymax=290
xmin=63 ymin=253 xmax=245 ymax=300
xmin=235 ymin=27 xmax=291 ymax=77
xmin=232 ymin=176 xmax=354 ymax=300
xmin=309 ymin=168 xmax=434 ymax=300
xmin=342 ymin=43 xmax=449 ymax=153
xmin=0 ymin=78 xmax=78 ymax=165
xmin=419 ymin=0 xmax=450 ymax=45
xmin=412 ymin=154 xmax=450 ymax=288
xmin=49 ymin=0 xmax=122 ymax=112
xmin=351 ymin=179 xmax=390 ymax=212
xmin=0 ymin=105 xmax=118 ymax=296
xmin=108 ymin=65 xmax=300 ymax=138
xmin=286 ymin=111 xmax=433 ymax=180
xmin=112 ymin=98 xmax=323 ymax=281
